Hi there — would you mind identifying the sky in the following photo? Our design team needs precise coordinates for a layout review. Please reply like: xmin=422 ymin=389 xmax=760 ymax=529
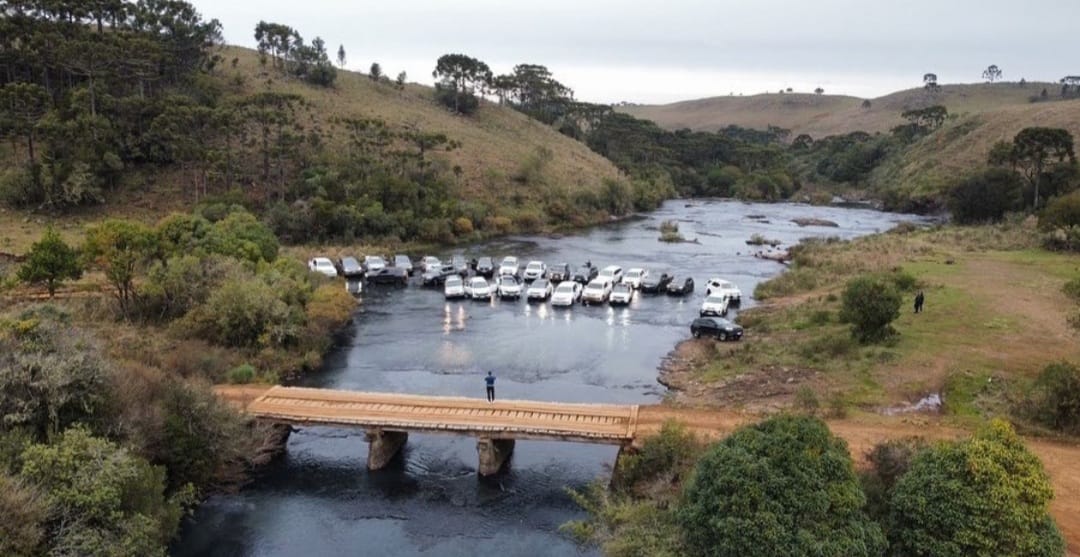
xmin=187 ymin=0 xmax=1080 ymax=105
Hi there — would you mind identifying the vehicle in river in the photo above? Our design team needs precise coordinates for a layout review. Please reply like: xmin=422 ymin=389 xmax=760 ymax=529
xmin=522 ymin=260 xmax=546 ymax=281
xmin=624 ymin=268 xmax=648 ymax=288
xmin=475 ymin=256 xmax=495 ymax=277
xmin=444 ymin=275 xmax=465 ymax=299
xmin=526 ymin=279 xmax=553 ymax=301
xmin=366 ymin=267 xmax=409 ymax=285
xmin=308 ymin=257 xmax=338 ymax=278
xmin=706 ymin=278 xmax=742 ymax=305
xmin=572 ymin=263 xmax=598 ymax=284
xmin=420 ymin=256 xmax=442 ymax=274
xmin=464 ymin=276 xmax=493 ymax=300
xmin=582 ymin=278 xmax=612 ymax=304
xmin=640 ymin=272 xmax=672 ymax=293
xmin=551 ymin=281 xmax=582 ymax=306
xmin=422 ymin=264 xmax=457 ymax=286
xmin=609 ymin=283 xmax=634 ymax=306
xmin=548 ymin=262 xmax=571 ymax=283
xmin=393 ymin=254 xmax=414 ymax=275
xmin=498 ymin=256 xmax=520 ymax=277
xmin=450 ymin=255 xmax=470 ymax=276
xmin=699 ymin=294 xmax=730 ymax=316
xmin=666 ymin=276 xmax=695 ymax=296
xmin=497 ymin=275 xmax=523 ymax=299
xmin=339 ymin=257 xmax=364 ymax=278
xmin=598 ymin=265 xmax=624 ymax=284
xmin=364 ymin=255 xmax=387 ymax=273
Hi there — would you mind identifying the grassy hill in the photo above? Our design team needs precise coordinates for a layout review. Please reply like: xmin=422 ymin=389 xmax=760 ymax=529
xmin=620 ymin=83 xmax=1065 ymax=137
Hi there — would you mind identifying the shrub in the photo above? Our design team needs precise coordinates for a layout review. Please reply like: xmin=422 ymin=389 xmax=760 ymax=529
xmin=0 ymin=473 xmax=47 ymax=557
xmin=182 ymin=276 xmax=301 ymax=349
xmin=947 ymin=168 xmax=1023 ymax=224
xmin=20 ymin=426 xmax=190 ymax=557
xmin=17 ymin=227 xmax=83 ymax=297
xmin=887 ymin=420 xmax=1064 ymax=557
xmin=614 ymin=421 xmax=701 ymax=495
xmin=227 ymin=364 xmax=256 ymax=384
xmin=678 ymin=415 xmax=886 ymax=557
xmin=860 ymin=438 xmax=926 ymax=522
xmin=452 ymin=217 xmax=474 ymax=236
xmin=794 ymin=386 xmax=820 ymax=415
xmin=1064 ymin=276 xmax=1080 ymax=302
xmin=1026 ymin=361 xmax=1080 ymax=434
xmin=840 ymin=275 xmax=902 ymax=343
xmin=1040 ymin=190 xmax=1080 ymax=230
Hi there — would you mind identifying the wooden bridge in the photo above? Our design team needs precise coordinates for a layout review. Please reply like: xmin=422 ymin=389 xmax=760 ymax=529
xmin=225 ymin=386 xmax=642 ymax=475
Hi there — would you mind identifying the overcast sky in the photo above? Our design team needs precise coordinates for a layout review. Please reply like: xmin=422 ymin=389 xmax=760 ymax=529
xmin=188 ymin=0 xmax=1080 ymax=104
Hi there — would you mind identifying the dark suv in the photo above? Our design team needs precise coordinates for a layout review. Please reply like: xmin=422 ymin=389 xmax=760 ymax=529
xmin=548 ymin=263 xmax=571 ymax=283
xmin=572 ymin=264 xmax=598 ymax=284
xmin=690 ymin=317 xmax=743 ymax=341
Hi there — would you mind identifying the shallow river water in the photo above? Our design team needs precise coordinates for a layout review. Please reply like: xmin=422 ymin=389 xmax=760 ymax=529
xmin=173 ymin=200 xmax=923 ymax=557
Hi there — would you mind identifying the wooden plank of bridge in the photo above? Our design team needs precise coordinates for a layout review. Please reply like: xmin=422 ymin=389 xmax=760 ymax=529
xmin=245 ymin=386 xmax=639 ymax=444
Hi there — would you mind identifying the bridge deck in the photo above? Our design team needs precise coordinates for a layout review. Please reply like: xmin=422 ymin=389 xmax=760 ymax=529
xmin=246 ymin=386 xmax=640 ymax=444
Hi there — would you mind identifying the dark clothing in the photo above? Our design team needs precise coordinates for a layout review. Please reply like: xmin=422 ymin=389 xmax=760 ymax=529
xmin=485 ymin=374 xmax=495 ymax=402
xmin=914 ymin=293 xmax=925 ymax=313
xmin=485 ymin=375 xmax=495 ymax=386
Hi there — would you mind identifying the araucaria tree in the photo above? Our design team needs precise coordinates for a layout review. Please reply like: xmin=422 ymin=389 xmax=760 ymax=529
xmin=678 ymin=415 xmax=886 ymax=557
xmin=887 ymin=420 xmax=1065 ymax=557
xmin=982 ymin=64 xmax=1003 ymax=83
xmin=1011 ymin=127 xmax=1076 ymax=208
xmin=432 ymin=53 xmax=492 ymax=114
xmin=17 ymin=228 xmax=83 ymax=297
xmin=923 ymin=72 xmax=940 ymax=93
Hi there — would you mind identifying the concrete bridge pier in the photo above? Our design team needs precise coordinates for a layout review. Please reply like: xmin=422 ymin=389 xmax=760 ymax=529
xmin=366 ymin=429 xmax=408 ymax=470
xmin=610 ymin=443 xmax=639 ymax=490
xmin=477 ymin=437 xmax=515 ymax=476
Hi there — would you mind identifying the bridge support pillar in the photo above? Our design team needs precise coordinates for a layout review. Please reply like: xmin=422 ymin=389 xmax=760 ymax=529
xmin=366 ymin=429 xmax=407 ymax=470
xmin=477 ymin=437 xmax=515 ymax=476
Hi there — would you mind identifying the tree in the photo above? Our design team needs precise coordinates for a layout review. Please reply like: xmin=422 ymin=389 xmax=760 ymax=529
xmin=369 ymin=62 xmax=382 ymax=81
xmin=336 ymin=44 xmax=346 ymax=68
xmin=1026 ymin=361 xmax=1080 ymax=434
xmin=678 ymin=415 xmax=886 ymax=557
xmin=20 ymin=426 xmax=188 ymax=557
xmin=814 ymin=87 xmax=824 ymax=95
xmin=862 ymin=99 xmax=872 ymax=109
xmin=1011 ymin=127 xmax=1076 ymax=208
xmin=948 ymin=167 xmax=1023 ymax=224
xmin=1061 ymin=76 xmax=1080 ymax=98
xmin=395 ymin=71 xmax=407 ymax=90
xmin=432 ymin=53 xmax=492 ymax=114
xmin=0 ymin=82 xmax=51 ymax=166
xmin=17 ymin=227 xmax=83 ymax=297
xmin=887 ymin=420 xmax=1064 ymax=557
xmin=81 ymin=219 xmax=158 ymax=318
xmin=982 ymin=64 xmax=1002 ymax=83
xmin=840 ymin=275 xmax=902 ymax=343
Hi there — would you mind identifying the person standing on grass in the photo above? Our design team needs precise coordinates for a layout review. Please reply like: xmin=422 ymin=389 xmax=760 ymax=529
xmin=914 ymin=290 xmax=925 ymax=313
xmin=485 ymin=371 xmax=496 ymax=402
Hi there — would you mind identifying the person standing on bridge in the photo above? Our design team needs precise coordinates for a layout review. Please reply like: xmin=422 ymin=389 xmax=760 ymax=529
xmin=485 ymin=371 xmax=496 ymax=402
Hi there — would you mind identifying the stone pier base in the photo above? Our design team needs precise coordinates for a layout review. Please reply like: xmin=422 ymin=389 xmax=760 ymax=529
xmin=610 ymin=444 xmax=639 ymax=490
xmin=366 ymin=430 xmax=408 ymax=470
xmin=477 ymin=437 xmax=515 ymax=476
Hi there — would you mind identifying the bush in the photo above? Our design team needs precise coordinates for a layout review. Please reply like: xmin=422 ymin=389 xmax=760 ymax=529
xmin=678 ymin=415 xmax=886 ymax=557
xmin=226 ymin=364 xmax=256 ymax=384
xmin=452 ymin=217 xmax=474 ymax=236
xmin=948 ymin=168 xmax=1023 ymax=224
xmin=20 ymin=426 xmax=189 ymax=557
xmin=658 ymin=220 xmax=685 ymax=242
xmin=1026 ymin=361 xmax=1080 ymax=434
xmin=887 ymin=420 xmax=1064 ymax=557
xmin=1041 ymin=190 xmax=1080 ymax=230
xmin=17 ymin=227 xmax=83 ymax=297
xmin=860 ymin=438 xmax=926 ymax=522
xmin=794 ymin=386 xmax=820 ymax=415
xmin=1064 ymin=277 xmax=1080 ymax=302
xmin=614 ymin=421 xmax=701 ymax=495
xmin=0 ymin=473 xmax=47 ymax=557
xmin=181 ymin=276 xmax=302 ymax=349
xmin=840 ymin=275 xmax=902 ymax=343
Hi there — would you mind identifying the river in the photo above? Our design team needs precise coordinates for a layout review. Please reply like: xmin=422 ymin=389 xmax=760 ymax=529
xmin=173 ymin=200 xmax=923 ymax=557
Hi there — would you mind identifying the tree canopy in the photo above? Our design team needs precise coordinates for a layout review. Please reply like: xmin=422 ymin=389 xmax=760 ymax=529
xmin=17 ymin=227 xmax=82 ymax=296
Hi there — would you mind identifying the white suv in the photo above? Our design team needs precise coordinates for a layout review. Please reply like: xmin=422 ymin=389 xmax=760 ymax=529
xmin=624 ymin=268 xmax=648 ymax=288
xmin=700 ymin=294 xmax=730 ymax=317
xmin=522 ymin=260 xmax=547 ymax=281
xmin=582 ymin=279 xmax=612 ymax=304
xmin=598 ymin=265 xmax=624 ymax=284
xmin=499 ymin=256 xmax=519 ymax=277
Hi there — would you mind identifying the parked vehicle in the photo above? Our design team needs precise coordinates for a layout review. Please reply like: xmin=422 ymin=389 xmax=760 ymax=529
xmin=450 ymin=255 xmax=470 ymax=276
xmin=548 ymin=263 xmax=571 ymax=283
xmin=624 ymin=268 xmax=648 ymax=289
xmin=420 ymin=256 xmax=442 ymax=274
xmin=339 ymin=256 xmax=364 ymax=278
xmin=598 ymin=265 xmax=624 ymax=285
xmin=523 ymin=260 xmax=547 ymax=281
xmin=690 ymin=317 xmax=744 ymax=341
xmin=640 ymin=272 xmax=673 ymax=293
xmin=364 ymin=255 xmax=387 ymax=273
xmin=667 ymin=276 xmax=695 ymax=296
xmin=700 ymin=294 xmax=730 ymax=317
xmin=345 ymin=279 xmax=363 ymax=296
xmin=526 ymin=279 xmax=553 ymax=301
xmin=582 ymin=279 xmax=612 ymax=304
xmin=444 ymin=275 xmax=466 ymax=299
xmin=609 ymin=283 xmax=634 ymax=306
xmin=393 ymin=254 xmax=414 ymax=275
xmin=572 ymin=264 xmax=598 ymax=284
xmin=499 ymin=256 xmax=520 ymax=277
xmin=308 ymin=257 xmax=338 ymax=278
xmin=366 ymin=267 xmax=409 ymax=285
xmin=551 ymin=281 xmax=583 ymax=306
xmin=497 ymin=275 xmax=523 ymax=299
xmin=422 ymin=264 xmax=457 ymax=286
xmin=706 ymin=278 xmax=743 ymax=306
xmin=464 ymin=276 xmax=494 ymax=300
xmin=475 ymin=257 xmax=495 ymax=277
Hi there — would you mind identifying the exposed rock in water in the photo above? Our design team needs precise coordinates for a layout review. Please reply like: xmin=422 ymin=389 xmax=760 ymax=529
xmin=791 ymin=218 xmax=839 ymax=228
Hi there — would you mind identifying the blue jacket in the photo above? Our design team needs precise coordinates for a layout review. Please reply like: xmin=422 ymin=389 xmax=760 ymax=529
xmin=485 ymin=375 xmax=495 ymax=386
